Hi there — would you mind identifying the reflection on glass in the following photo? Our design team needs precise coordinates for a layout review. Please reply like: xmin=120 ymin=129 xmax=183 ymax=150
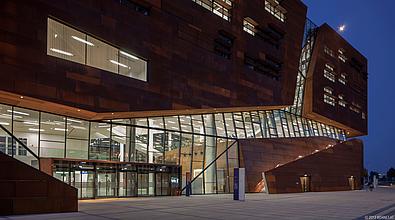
xmin=164 ymin=131 xmax=181 ymax=165
xmin=111 ymin=120 xmax=129 ymax=161
xmin=134 ymin=127 xmax=148 ymax=163
xmin=89 ymin=122 xmax=110 ymax=160
xmin=40 ymin=113 xmax=65 ymax=158
xmin=66 ymin=118 xmax=89 ymax=159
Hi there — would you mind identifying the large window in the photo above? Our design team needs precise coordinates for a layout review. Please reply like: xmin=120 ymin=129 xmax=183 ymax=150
xmin=324 ymin=63 xmax=336 ymax=82
xmin=339 ymin=73 xmax=347 ymax=85
xmin=338 ymin=94 xmax=347 ymax=107
xmin=66 ymin=117 xmax=89 ymax=159
xmin=264 ymin=0 xmax=286 ymax=22
xmin=324 ymin=46 xmax=335 ymax=57
xmin=47 ymin=18 xmax=147 ymax=81
xmin=243 ymin=18 xmax=258 ymax=36
xmin=323 ymin=87 xmax=335 ymax=106
xmin=192 ymin=0 xmax=232 ymax=21
xmin=338 ymin=48 xmax=347 ymax=63
xmin=40 ymin=113 xmax=66 ymax=158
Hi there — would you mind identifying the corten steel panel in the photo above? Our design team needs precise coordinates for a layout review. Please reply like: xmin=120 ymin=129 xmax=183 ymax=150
xmin=0 ymin=0 xmax=306 ymax=116
xmin=264 ymin=139 xmax=363 ymax=193
xmin=238 ymin=137 xmax=338 ymax=192
xmin=0 ymin=152 xmax=78 ymax=215
xmin=303 ymin=24 xmax=368 ymax=136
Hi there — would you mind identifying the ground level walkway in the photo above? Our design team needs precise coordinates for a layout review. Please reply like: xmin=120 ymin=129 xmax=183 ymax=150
xmin=3 ymin=187 xmax=395 ymax=220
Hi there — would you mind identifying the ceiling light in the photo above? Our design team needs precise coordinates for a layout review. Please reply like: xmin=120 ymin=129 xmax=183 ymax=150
xmin=7 ymin=110 xmax=29 ymax=116
xmin=50 ymin=48 xmax=73 ymax=56
xmin=67 ymin=118 xmax=83 ymax=124
xmin=71 ymin=36 xmax=94 ymax=46
xmin=120 ymin=51 xmax=139 ymax=60
xmin=54 ymin=128 xmax=68 ymax=131
xmin=23 ymin=121 xmax=39 ymax=126
xmin=0 ymin=114 xmax=22 ymax=119
xmin=70 ymin=125 xmax=86 ymax=130
xmin=0 ymin=122 xmax=10 ymax=126
xmin=29 ymin=128 xmax=44 ymax=132
xmin=109 ymin=60 xmax=128 ymax=68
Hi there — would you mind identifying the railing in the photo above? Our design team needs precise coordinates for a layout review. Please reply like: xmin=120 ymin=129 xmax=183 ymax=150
xmin=0 ymin=124 xmax=40 ymax=170
xmin=181 ymin=140 xmax=238 ymax=194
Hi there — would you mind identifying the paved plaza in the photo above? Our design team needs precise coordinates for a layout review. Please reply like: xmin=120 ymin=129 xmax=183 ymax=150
xmin=2 ymin=187 xmax=395 ymax=220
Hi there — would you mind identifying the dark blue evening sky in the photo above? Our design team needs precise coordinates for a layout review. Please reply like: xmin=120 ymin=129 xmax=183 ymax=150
xmin=303 ymin=0 xmax=395 ymax=174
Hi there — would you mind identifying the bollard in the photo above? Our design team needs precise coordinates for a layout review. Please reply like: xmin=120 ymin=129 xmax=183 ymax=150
xmin=234 ymin=168 xmax=245 ymax=201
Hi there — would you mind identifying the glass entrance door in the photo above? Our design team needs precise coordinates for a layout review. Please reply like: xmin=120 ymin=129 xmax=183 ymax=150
xmin=119 ymin=171 xmax=137 ymax=197
xmin=96 ymin=165 xmax=117 ymax=198
xmin=348 ymin=176 xmax=356 ymax=190
xmin=70 ymin=163 xmax=95 ymax=199
xmin=137 ymin=166 xmax=155 ymax=196
xmin=156 ymin=173 xmax=170 ymax=196
xmin=300 ymin=175 xmax=311 ymax=192
xmin=138 ymin=173 xmax=149 ymax=196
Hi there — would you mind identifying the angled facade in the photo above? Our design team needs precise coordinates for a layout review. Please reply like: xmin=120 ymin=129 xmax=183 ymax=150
xmin=0 ymin=0 xmax=367 ymax=213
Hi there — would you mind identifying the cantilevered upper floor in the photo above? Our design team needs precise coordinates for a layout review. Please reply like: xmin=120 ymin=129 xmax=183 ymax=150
xmin=303 ymin=23 xmax=368 ymax=136
xmin=0 ymin=0 xmax=307 ymax=116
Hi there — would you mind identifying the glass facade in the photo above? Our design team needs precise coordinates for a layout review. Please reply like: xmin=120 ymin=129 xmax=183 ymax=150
xmin=0 ymin=102 xmax=345 ymax=197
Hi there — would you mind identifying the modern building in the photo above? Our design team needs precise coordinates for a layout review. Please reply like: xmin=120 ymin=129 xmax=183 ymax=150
xmin=0 ymin=0 xmax=367 ymax=214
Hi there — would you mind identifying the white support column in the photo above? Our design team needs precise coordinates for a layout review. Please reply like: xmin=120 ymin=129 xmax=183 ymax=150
xmin=205 ymin=114 xmax=216 ymax=194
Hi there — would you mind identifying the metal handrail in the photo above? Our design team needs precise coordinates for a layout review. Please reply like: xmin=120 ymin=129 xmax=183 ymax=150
xmin=0 ymin=124 xmax=40 ymax=170
xmin=181 ymin=140 xmax=238 ymax=193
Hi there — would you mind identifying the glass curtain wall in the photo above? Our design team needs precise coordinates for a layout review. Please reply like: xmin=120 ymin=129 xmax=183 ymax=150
xmin=0 ymin=102 xmax=346 ymax=195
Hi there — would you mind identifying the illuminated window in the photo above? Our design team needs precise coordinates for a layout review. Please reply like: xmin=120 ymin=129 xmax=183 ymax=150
xmin=324 ymin=94 xmax=335 ymax=106
xmin=339 ymin=73 xmax=347 ymax=85
xmin=350 ymin=102 xmax=361 ymax=114
xmin=324 ymin=64 xmax=336 ymax=82
xmin=192 ymin=0 xmax=232 ymax=21
xmin=338 ymin=94 xmax=347 ymax=107
xmin=338 ymin=48 xmax=347 ymax=62
xmin=323 ymin=87 xmax=335 ymax=106
xmin=243 ymin=18 xmax=258 ymax=36
xmin=324 ymin=87 xmax=333 ymax=95
xmin=324 ymin=46 xmax=334 ymax=57
xmin=264 ymin=0 xmax=286 ymax=22
xmin=47 ymin=18 xmax=147 ymax=81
